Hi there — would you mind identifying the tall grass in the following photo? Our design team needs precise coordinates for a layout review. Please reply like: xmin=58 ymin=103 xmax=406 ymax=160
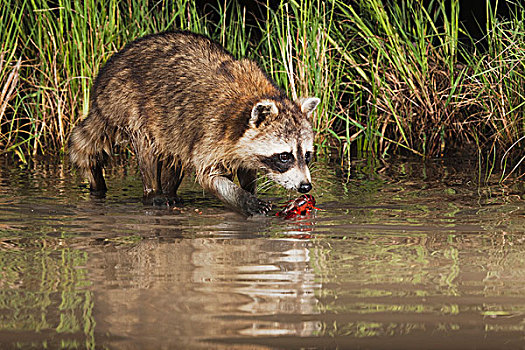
xmin=331 ymin=0 xmax=523 ymax=177
xmin=463 ymin=1 xmax=525 ymax=180
xmin=334 ymin=0 xmax=466 ymax=158
xmin=0 ymin=2 xmax=25 ymax=160
xmin=0 ymin=0 xmax=523 ymax=178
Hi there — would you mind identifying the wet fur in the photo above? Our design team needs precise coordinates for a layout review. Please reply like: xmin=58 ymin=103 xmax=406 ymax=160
xmin=69 ymin=31 xmax=317 ymax=216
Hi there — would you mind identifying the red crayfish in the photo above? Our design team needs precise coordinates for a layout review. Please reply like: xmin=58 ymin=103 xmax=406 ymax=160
xmin=276 ymin=194 xmax=321 ymax=219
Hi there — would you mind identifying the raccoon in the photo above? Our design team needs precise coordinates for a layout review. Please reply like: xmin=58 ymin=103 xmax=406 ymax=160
xmin=69 ymin=31 xmax=320 ymax=217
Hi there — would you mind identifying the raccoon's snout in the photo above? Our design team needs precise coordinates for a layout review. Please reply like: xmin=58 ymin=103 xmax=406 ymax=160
xmin=298 ymin=182 xmax=312 ymax=193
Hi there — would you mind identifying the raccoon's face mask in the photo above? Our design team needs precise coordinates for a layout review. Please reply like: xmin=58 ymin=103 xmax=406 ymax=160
xmin=238 ymin=97 xmax=320 ymax=193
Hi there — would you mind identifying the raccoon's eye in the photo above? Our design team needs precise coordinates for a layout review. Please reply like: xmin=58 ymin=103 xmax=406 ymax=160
xmin=278 ymin=152 xmax=292 ymax=163
xmin=260 ymin=152 xmax=295 ymax=173
xmin=305 ymin=151 xmax=312 ymax=164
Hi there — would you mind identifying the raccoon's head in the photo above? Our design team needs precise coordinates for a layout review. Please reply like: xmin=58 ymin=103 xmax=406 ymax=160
xmin=236 ymin=96 xmax=320 ymax=193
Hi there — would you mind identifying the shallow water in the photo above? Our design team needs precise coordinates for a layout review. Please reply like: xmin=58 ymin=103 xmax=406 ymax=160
xmin=0 ymin=157 xmax=524 ymax=349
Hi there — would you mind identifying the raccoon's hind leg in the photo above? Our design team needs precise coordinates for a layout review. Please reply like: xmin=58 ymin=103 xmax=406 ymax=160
xmin=69 ymin=109 xmax=111 ymax=195
xmin=160 ymin=157 xmax=184 ymax=204
xmin=133 ymin=141 xmax=183 ymax=206
xmin=237 ymin=168 xmax=257 ymax=195
xmin=131 ymin=136 xmax=164 ymax=204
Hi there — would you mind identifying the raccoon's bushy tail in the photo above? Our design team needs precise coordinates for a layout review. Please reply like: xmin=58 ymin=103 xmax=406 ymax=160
xmin=69 ymin=108 xmax=113 ymax=193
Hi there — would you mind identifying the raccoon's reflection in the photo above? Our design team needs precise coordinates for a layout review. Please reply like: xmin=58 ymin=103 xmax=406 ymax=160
xmin=89 ymin=235 xmax=321 ymax=348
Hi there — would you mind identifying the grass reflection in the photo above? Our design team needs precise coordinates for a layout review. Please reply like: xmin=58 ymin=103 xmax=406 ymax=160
xmin=0 ymin=242 xmax=94 ymax=349
xmin=307 ymin=230 xmax=525 ymax=339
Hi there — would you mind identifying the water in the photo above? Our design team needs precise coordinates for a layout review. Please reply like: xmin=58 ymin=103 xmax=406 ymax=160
xmin=0 ymin=157 xmax=524 ymax=349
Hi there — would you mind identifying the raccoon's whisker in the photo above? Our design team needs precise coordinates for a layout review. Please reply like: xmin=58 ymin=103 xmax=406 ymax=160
xmin=309 ymin=162 xmax=321 ymax=173
xmin=257 ymin=179 xmax=275 ymax=193
xmin=255 ymin=174 xmax=270 ymax=183
xmin=260 ymin=179 xmax=278 ymax=192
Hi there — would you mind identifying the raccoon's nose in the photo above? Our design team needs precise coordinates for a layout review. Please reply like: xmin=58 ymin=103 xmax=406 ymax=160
xmin=298 ymin=182 xmax=312 ymax=193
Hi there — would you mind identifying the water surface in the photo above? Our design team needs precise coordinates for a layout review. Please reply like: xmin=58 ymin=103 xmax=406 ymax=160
xmin=0 ymin=158 xmax=524 ymax=349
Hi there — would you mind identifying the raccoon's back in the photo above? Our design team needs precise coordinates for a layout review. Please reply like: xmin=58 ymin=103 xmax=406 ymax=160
xmin=98 ymin=33 xmax=273 ymax=97
xmin=94 ymin=31 xmax=233 ymax=109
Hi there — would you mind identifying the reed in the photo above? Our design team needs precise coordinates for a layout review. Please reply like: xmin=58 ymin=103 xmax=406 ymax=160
xmin=0 ymin=1 xmax=26 ymax=161
xmin=0 ymin=0 xmax=523 ymax=179
xmin=331 ymin=0 xmax=523 ymax=177
xmin=333 ymin=0 xmax=469 ymax=158
xmin=462 ymin=1 xmax=525 ymax=180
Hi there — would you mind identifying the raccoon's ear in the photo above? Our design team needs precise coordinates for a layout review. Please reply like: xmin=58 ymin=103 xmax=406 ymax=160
xmin=300 ymin=97 xmax=320 ymax=116
xmin=250 ymin=100 xmax=279 ymax=128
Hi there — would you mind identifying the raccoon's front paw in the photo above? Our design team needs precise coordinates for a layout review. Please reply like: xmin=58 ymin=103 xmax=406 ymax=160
xmin=243 ymin=196 xmax=272 ymax=216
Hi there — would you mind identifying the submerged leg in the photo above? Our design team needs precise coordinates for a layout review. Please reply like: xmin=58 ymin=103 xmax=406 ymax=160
xmin=137 ymin=153 xmax=162 ymax=197
xmin=160 ymin=158 xmax=184 ymax=204
xmin=130 ymin=135 xmax=167 ymax=205
xmin=88 ymin=161 xmax=108 ymax=195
